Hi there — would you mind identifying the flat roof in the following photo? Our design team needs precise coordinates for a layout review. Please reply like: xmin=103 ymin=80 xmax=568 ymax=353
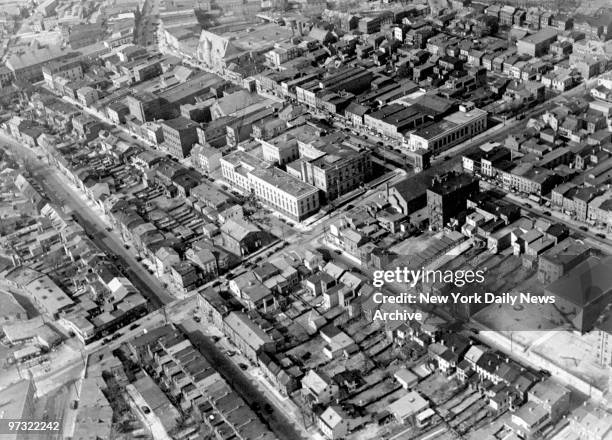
xmin=249 ymin=167 xmax=318 ymax=199
xmin=519 ymin=28 xmax=558 ymax=45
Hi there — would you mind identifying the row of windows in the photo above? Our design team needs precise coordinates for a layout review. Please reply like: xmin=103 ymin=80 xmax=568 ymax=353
xmin=431 ymin=119 xmax=486 ymax=151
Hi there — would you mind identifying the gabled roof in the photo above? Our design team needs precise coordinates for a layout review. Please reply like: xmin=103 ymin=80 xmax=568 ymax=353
xmin=221 ymin=219 xmax=261 ymax=241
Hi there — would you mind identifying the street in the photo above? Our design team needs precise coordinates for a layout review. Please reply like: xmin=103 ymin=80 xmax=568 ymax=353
xmin=0 ymin=131 xmax=174 ymax=306
xmin=179 ymin=319 xmax=306 ymax=440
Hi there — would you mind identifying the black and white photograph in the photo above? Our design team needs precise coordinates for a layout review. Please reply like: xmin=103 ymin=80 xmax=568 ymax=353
xmin=0 ymin=0 xmax=610 ymax=438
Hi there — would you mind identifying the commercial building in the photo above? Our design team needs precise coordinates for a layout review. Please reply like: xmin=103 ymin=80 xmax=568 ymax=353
xmin=546 ymin=256 xmax=612 ymax=332
xmin=364 ymin=104 xmax=428 ymax=139
xmin=427 ymin=173 xmax=479 ymax=231
xmin=249 ymin=167 xmax=320 ymax=221
xmin=6 ymin=45 xmax=75 ymax=83
xmin=407 ymin=104 xmax=487 ymax=155
xmin=191 ymin=143 xmax=222 ymax=174
xmin=289 ymin=143 xmax=372 ymax=202
xmin=220 ymin=150 xmax=271 ymax=193
xmin=77 ymin=86 xmax=98 ymax=106
xmin=537 ymin=238 xmax=592 ymax=284
xmin=42 ymin=59 xmax=83 ymax=90
xmin=127 ymin=92 xmax=161 ymax=122
xmin=358 ymin=16 xmax=382 ymax=34
xmin=161 ymin=116 xmax=199 ymax=159
xmin=296 ymin=67 xmax=373 ymax=108
xmin=221 ymin=146 xmax=319 ymax=221
xmin=517 ymin=28 xmax=558 ymax=57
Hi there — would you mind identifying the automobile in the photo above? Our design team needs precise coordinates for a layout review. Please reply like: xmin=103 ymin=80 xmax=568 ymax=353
xmin=579 ymin=226 xmax=588 ymax=231
xmin=129 ymin=323 xmax=139 ymax=330
xmin=225 ymin=273 xmax=235 ymax=280
xmin=102 ymin=337 xmax=111 ymax=344
xmin=596 ymin=233 xmax=606 ymax=239
xmin=523 ymin=203 xmax=532 ymax=208
xmin=345 ymin=204 xmax=354 ymax=210
xmin=193 ymin=316 xmax=201 ymax=323
xmin=543 ymin=211 xmax=551 ymax=216
xmin=141 ymin=406 xmax=151 ymax=414
xmin=71 ymin=400 xmax=78 ymax=410
xmin=124 ymin=244 xmax=130 ymax=249
xmin=112 ymin=333 xmax=122 ymax=340
xmin=225 ymin=350 xmax=236 ymax=356
xmin=106 ymin=227 xmax=112 ymax=232
xmin=334 ymin=249 xmax=342 ymax=255
xmin=211 ymin=280 xmax=221 ymax=287
xmin=212 ymin=336 xmax=221 ymax=343
xmin=238 ymin=363 xmax=248 ymax=371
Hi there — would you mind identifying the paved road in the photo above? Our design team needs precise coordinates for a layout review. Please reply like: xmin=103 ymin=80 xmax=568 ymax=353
xmin=0 ymin=131 xmax=174 ymax=306
xmin=179 ymin=319 xmax=306 ymax=440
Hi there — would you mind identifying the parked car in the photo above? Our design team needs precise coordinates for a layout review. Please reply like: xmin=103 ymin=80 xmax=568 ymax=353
xmin=193 ymin=316 xmax=201 ymax=323
xmin=129 ymin=323 xmax=139 ymax=330
xmin=239 ymin=363 xmax=248 ymax=371
xmin=543 ymin=211 xmax=551 ymax=216
xmin=141 ymin=406 xmax=151 ymax=414
xmin=579 ymin=226 xmax=588 ymax=231
xmin=596 ymin=233 xmax=606 ymax=239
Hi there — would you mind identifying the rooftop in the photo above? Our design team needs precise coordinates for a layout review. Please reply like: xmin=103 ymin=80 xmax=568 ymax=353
xmin=249 ymin=167 xmax=318 ymax=199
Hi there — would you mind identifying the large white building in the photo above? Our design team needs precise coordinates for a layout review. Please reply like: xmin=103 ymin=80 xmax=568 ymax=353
xmin=406 ymin=104 xmax=487 ymax=155
xmin=221 ymin=151 xmax=320 ymax=221
xmin=250 ymin=168 xmax=320 ymax=221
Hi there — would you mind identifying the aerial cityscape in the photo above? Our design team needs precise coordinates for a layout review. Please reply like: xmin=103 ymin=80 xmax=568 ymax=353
xmin=0 ymin=0 xmax=610 ymax=439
